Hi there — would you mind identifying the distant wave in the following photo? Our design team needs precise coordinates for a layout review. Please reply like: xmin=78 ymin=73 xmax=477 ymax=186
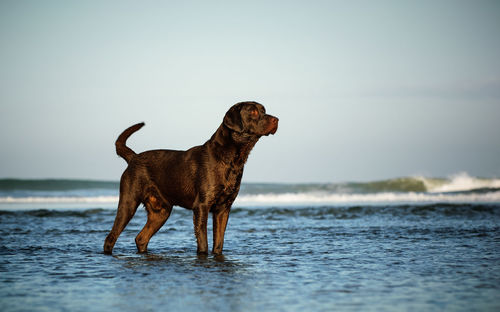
xmin=239 ymin=173 xmax=500 ymax=195
xmin=2 ymin=173 xmax=499 ymax=194
xmin=1 ymin=173 xmax=499 ymax=208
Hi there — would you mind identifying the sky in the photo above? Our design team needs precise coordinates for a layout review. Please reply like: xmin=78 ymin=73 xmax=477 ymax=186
xmin=1 ymin=0 xmax=499 ymax=183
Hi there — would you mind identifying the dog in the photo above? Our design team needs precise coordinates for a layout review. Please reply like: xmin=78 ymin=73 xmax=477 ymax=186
xmin=103 ymin=101 xmax=278 ymax=255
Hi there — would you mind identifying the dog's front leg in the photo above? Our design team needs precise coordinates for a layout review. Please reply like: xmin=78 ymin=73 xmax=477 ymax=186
xmin=212 ymin=208 xmax=230 ymax=255
xmin=193 ymin=206 xmax=209 ymax=254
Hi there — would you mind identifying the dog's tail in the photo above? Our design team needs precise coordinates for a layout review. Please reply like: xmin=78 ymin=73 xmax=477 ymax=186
xmin=115 ymin=122 xmax=145 ymax=163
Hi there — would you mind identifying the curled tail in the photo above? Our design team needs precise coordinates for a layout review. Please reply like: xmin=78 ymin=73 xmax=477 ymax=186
xmin=115 ymin=122 xmax=145 ymax=163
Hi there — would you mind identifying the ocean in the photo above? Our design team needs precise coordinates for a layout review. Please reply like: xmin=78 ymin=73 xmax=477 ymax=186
xmin=1 ymin=173 xmax=499 ymax=311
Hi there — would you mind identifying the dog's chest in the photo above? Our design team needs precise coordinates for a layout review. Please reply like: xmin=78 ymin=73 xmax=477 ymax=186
xmin=213 ymin=166 xmax=243 ymax=206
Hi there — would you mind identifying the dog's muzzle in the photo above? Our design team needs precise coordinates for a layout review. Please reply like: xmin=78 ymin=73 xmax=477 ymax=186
xmin=265 ymin=116 xmax=279 ymax=135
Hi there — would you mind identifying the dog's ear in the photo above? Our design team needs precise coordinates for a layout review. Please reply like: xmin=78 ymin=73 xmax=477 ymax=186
xmin=223 ymin=104 xmax=244 ymax=132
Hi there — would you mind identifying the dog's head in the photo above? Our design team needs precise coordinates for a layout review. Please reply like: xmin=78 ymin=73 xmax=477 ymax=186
xmin=223 ymin=102 xmax=278 ymax=139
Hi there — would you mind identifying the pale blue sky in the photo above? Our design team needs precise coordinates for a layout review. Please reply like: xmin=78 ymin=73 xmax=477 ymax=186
xmin=1 ymin=0 xmax=499 ymax=182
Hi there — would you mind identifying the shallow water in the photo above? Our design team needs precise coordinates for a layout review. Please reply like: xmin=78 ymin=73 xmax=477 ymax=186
xmin=1 ymin=204 xmax=499 ymax=311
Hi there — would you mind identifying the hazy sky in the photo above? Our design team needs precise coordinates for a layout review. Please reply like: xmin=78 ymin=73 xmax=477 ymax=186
xmin=1 ymin=0 xmax=499 ymax=183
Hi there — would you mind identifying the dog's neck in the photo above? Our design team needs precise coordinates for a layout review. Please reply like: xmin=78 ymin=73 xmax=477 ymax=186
xmin=207 ymin=125 xmax=259 ymax=167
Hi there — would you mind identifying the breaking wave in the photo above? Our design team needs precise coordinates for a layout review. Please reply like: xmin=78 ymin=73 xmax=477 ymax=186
xmin=1 ymin=173 xmax=499 ymax=208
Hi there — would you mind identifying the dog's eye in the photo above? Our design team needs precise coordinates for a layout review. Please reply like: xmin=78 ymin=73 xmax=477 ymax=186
xmin=250 ymin=109 xmax=259 ymax=118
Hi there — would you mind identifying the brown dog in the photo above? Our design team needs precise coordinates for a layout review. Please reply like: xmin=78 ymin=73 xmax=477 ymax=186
xmin=103 ymin=102 xmax=278 ymax=255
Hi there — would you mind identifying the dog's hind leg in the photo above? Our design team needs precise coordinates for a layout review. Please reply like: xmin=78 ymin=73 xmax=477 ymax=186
xmin=103 ymin=178 xmax=140 ymax=254
xmin=135 ymin=189 xmax=172 ymax=253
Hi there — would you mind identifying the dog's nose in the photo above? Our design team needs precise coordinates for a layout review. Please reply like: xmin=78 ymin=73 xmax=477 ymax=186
xmin=269 ymin=116 xmax=279 ymax=124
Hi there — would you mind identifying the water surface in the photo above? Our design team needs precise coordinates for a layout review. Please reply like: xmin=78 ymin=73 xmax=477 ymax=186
xmin=1 ymin=203 xmax=499 ymax=311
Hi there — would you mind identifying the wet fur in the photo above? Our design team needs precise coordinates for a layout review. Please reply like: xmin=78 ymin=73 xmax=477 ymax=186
xmin=103 ymin=102 xmax=278 ymax=255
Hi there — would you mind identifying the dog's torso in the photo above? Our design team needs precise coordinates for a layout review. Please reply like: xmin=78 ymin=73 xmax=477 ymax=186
xmin=125 ymin=125 xmax=256 ymax=213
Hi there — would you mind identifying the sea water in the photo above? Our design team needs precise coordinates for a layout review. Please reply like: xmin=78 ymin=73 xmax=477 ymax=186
xmin=0 ymin=174 xmax=499 ymax=311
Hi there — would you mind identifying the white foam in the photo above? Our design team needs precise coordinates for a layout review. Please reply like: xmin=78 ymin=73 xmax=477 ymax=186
xmin=426 ymin=172 xmax=500 ymax=193
xmin=0 ymin=196 xmax=119 ymax=204
xmin=0 ymin=196 xmax=119 ymax=210
xmin=234 ymin=191 xmax=500 ymax=206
